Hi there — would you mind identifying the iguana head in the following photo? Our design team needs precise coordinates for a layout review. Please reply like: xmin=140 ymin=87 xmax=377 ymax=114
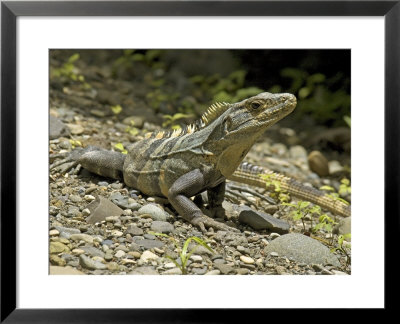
xmin=207 ymin=92 xmax=297 ymax=176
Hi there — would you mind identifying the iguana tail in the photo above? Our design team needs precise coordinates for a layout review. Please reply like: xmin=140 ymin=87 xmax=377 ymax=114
xmin=228 ymin=162 xmax=351 ymax=217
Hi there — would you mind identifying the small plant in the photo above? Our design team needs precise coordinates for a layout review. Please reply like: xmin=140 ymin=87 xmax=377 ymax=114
xmin=332 ymin=233 xmax=351 ymax=267
xmin=110 ymin=104 xmax=123 ymax=115
xmin=162 ymin=113 xmax=195 ymax=129
xmin=114 ymin=143 xmax=128 ymax=154
xmin=312 ymin=213 xmax=337 ymax=234
xmin=259 ymin=173 xmax=290 ymax=203
xmin=282 ymin=201 xmax=321 ymax=231
xmin=151 ymin=232 xmax=214 ymax=275
xmin=320 ymin=178 xmax=351 ymax=205
xmin=51 ymin=53 xmax=90 ymax=89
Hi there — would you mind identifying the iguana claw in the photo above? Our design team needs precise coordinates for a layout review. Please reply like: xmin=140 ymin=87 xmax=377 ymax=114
xmin=191 ymin=215 xmax=239 ymax=233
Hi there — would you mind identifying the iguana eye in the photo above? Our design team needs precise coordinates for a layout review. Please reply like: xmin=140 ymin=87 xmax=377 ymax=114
xmin=251 ymin=102 xmax=261 ymax=110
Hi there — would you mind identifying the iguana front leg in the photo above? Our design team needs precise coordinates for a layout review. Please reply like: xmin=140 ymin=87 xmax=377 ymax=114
xmin=168 ymin=169 xmax=237 ymax=233
xmin=207 ymin=180 xmax=226 ymax=219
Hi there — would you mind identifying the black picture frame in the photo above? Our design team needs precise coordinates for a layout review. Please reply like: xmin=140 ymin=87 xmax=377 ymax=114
xmin=1 ymin=0 xmax=397 ymax=321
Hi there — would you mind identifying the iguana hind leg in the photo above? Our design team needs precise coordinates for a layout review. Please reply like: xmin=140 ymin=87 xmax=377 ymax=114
xmin=168 ymin=169 xmax=237 ymax=233
xmin=50 ymin=146 xmax=126 ymax=180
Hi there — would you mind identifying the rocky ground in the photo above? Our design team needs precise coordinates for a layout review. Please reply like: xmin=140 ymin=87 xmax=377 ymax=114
xmin=49 ymin=50 xmax=351 ymax=276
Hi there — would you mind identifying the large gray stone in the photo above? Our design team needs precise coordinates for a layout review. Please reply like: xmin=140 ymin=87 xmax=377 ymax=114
xmin=50 ymin=115 xmax=70 ymax=139
xmin=85 ymin=196 xmax=124 ymax=224
xmin=79 ymin=254 xmax=107 ymax=270
xmin=238 ymin=206 xmax=290 ymax=233
xmin=265 ymin=233 xmax=340 ymax=267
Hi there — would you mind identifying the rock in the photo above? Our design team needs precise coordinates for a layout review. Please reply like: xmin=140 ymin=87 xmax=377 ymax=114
xmin=126 ymin=224 xmax=144 ymax=236
xmin=162 ymin=268 xmax=182 ymax=275
xmin=214 ymin=231 xmax=248 ymax=247
xmin=50 ymin=266 xmax=85 ymax=275
xmin=50 ymin=242 xmax=70 ymax=254
xmin=129 ymin=266 xmax=159 ymax=275
xmin=80 ymin=246 xmax=105 ymax=258
xmin=238 ymin=206 xmax=290 ymax=233
xmin=133 ymin=238 xmax=164 ymax=249
xmin=50 ymin=115 xmax=70 ymax=139
xmin=66 ymin=123 xmax=85 ymax=135
xmin=236 ymin=268 xmax=250 ymax=275
xmin=275 ymin=266 xmax=287 ymax=275
xmin=115 ymin=250 xmax=126 ymax=258
xmin=49 ymin=229 xmax=59 ymax=236
xmin=333 ymin=217 xmax=351 ymax=240
xmin=214 ymin=263 xmax=235 ymax=275
xmin=191 ymin=267 xmax=207 ymax=275
xmin=190 ymin=255 xmax=203 ymax=263
xmin=308 ymin=151 xmax=330 ymax=177
xmin=140 ymin=250 xmax=159 ymax=262
xmin=143 ymin=233 xmax=156 ymax=240
xmin=109 ymin=192 xmax=139 ymax=209
xmin=329 ymin=160 xmax=344 ymax=174
xmin=70 ymin=234 xmax=94 ymax=244
xmin=50 ymin=255 xmax=66 ymax=266
xmin=85 ymin=196 xmax=124 ymax=224
xmin=205 ymin=270 xmax=221 ymax=275
xmin=264 ymin=233 xmax=340 ymax=267
xmin=79 ymin=254 xmax=107 ymax=270
xmin=331 ymin=270 xmax=348 ymax=275
xmin=123 ymin=116 xmax=144 ymax=129
xmin=72 ymin=249 xmax=85 ymax=255
xmin=150 ymin=221 xmax=175 ymax=234
xmin=138 ymin=204 xmax=168 ymax=221
xmin=240 ymin=256 xmax=255 ymax=264
xmin=69 ymin=194 xmax=82 ymax=203
xmin=289 ymin=145 xmax=308 ymax=160
xmin=270 ymin=233 xmax=281 ymax=240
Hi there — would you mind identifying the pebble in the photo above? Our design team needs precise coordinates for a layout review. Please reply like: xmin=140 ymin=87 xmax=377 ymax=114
xmin=238 ymin=206 xmax=290 ymax=233
xmin=205 ymin=270 xmax=220 ymax=275
xmin=112 ymin=230 xmax=124 ymax=237
xmin=50 ymin=115 xmax=70 ymax=139
xmin=82 ymin=208 xmax=91 ymax=216
xmin=162 ymin=268 xmax=182 ymax=275
xmin=49 ymin=229 xmax=60 ymax=236
xmin=114 ymin=250 xmax=126 ymax=258
xmin=126 ymin=224 xmax=144 ymax=236
xmin=275 ymin=266 xmax=287 ymax=275
xmin=270 ymin=252 xmax=279 ymax=257
xmin=79 ymin=254 xmax=107 ymax=270
xmin=50 ymin=242 xmax=70 ymax=254
xmin=50 ymin=255 xmax=66 ymax=266
xmin=109 ymin=192 xmax=138 ymax=209
xmin=129 ymin=266 xmax=159 ymax=275
xmin=85 ymin=196 xmax=124 ymax=224
xmin=190 ymin=255 xmax=203 ymax=263
xmin=81 ymin=246 xmax=105 ymax=258
xmin=84 ymin=195 xmax=96 ymax=201
xmin=331 ymin=270 xmax=348 ymax=275
xmin=133 ymin=238 xmax=164 ymax=249
xmin=164 ymin=262 xmax=177 ymax=269
xmin=240 ymin=256 xmax=255 ymax=264
xmin=69 ymin=194 xmax=82 ymax=203
xmin=138 ymin=204 xmax=168 ymax=221
xmin=72 ymin=248 xmax=85 ymax=255
xmin=270 ymin=233 xmax=281 ymax=240
xmin=140 ymin=250 xmax=160 ymax=262
xmin=308 ymin=150 xmax=330 ymax=177
xmin=70 ymin=234 xmax=94 ymax=244
xmin=236 ymin=268 xmax=250 ymax=275
xmin=150 ymin=221 xmax=175 ymax=233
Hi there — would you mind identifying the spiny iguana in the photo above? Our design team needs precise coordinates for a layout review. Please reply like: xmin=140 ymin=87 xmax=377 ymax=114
xmin=50 ymin=92 xmax=350 ymax=233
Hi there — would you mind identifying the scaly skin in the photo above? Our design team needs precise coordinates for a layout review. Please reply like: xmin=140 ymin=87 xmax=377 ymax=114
xmin=228 ymin=162 xmax=351 ymax=217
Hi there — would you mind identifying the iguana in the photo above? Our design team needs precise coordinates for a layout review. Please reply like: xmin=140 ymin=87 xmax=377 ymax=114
xmin=50 ymin=92 xmax=350 ymax=233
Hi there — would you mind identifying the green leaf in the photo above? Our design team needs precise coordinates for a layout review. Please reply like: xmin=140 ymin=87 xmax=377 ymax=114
xmin=111 ymin=105 xmax=123 ymax=115
xmin=319 ymin=185 xmax=335 ymax=192
xmin=299 ymin=201 xmax=310 ymax=209
xmin=68 ymin=53 xmax=80 ymax=63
